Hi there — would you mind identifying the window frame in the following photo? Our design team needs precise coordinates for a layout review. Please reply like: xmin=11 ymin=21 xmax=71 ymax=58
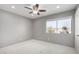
xmin=46 ymin=16 xmax=72 ymax=34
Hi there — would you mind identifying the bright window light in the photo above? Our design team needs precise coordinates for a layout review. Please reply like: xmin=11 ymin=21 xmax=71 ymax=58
xmin=46 ymin=16 xmax=72 ymax=34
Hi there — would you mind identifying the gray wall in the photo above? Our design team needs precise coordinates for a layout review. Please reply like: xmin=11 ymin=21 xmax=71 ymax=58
xmin=0 ymin=10 xmax=32 ymax=48
xmin=75 ymin=5 xmax=79 ymax=53
xmin=0 ymin=9 xmax=75 ymax=48
xmin=32 ymin=10 xmax=75 ymax=47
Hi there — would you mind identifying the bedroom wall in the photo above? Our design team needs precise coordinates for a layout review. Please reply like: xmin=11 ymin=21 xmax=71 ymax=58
xmin=0 ymin=9 xmax=32 ymax=48
xmin=32 ymin=10 xmax=75 ymax=47
xmin=75 ymin=5 xmax=79 ymax=53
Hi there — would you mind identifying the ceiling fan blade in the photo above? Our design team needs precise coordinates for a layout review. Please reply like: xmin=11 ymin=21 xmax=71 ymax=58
xmin=37 ymin=12 xmax=40 ymax=15
xmin=35 ymin=4 xmax=39 ymax=8
xmin=29 ymin=11 xmax=33 ymax=14
xmin=24 ymin=7 xmax=32 ymax=10
xmin=39 ymin=10 xmax=46 ymax=12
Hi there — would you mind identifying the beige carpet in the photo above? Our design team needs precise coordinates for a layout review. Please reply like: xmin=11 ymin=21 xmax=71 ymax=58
xmin=0 ymin=39 xmax=77 ymax=54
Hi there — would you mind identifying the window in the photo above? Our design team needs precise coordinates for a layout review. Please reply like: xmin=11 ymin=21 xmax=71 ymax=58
xmin=46 ymin=21 xmax=56 ymax=33
xmin=46 ymin=16 xmax=72 ymax=34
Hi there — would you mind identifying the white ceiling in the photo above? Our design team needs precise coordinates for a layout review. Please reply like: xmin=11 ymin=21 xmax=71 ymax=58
xmin=0 ymin=4 xmax=77 ymax=19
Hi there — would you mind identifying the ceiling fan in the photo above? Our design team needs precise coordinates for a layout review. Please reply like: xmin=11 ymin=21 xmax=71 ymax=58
xmin=24 ymin=4 xmax=46 ymax=15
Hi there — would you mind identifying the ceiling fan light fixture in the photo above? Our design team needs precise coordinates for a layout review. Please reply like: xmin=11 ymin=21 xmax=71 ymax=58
xmin=24 ymin=4 xmax=46 ymax=16
xmin=33 ymin=10 xmax=38 ymax=14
